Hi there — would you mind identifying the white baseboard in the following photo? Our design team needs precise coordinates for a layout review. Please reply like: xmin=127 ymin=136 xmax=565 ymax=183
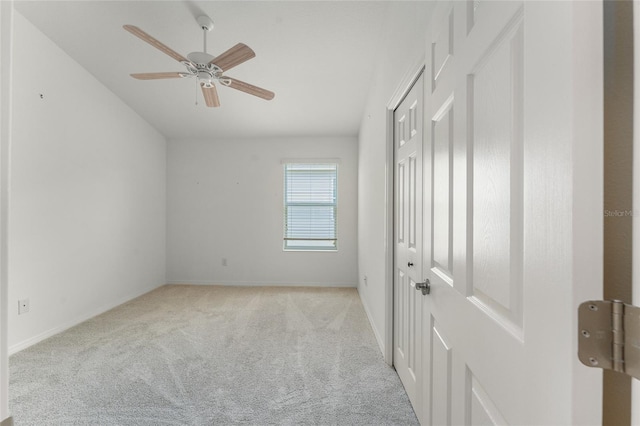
xmin=357 ymin=286 xmax=386 ymax=357
xmin=9 ymin=283 xmax=162 ymax=355
xmin=166 ymin=280 xmax=357 ymax=288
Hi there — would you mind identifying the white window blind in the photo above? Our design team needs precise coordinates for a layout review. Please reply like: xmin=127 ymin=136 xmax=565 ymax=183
xmin=283 ymin=163 xmax=338 ymax=251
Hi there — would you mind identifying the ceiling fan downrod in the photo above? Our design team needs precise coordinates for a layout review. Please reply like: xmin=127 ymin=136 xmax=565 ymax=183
xmin=196 ymin=15 xmax=214 ymax=54
xmin=184 ymin=15 xmax=221 ymax=86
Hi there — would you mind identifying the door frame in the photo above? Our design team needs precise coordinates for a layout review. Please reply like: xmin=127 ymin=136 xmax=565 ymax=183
xmin=384 ymin=60 xmax=425 ymax=365
xmin=632 ymin=1 xmax=639 ymax=422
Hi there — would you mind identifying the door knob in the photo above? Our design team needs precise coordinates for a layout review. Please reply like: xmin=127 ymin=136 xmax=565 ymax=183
xmin=408 ymin=262 xmax=414 ymax=267
xmin=415 ymin=279 xmax=431 ymax=295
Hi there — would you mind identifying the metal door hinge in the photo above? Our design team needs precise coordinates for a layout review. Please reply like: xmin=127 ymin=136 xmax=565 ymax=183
xmin=578 ymin=300 xmax=640 ymax=379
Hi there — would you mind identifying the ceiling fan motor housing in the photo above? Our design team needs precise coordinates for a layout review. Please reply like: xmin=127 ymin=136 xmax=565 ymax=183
xmin=183 ymin=53 xmax=224 ymax=85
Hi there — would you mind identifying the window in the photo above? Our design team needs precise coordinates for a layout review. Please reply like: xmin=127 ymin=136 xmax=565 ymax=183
xmin=283 ymin=162 xmax=338 ymax=251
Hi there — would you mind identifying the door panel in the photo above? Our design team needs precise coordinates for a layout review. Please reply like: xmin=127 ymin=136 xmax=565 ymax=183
xmin=432 ymin=10 xmax=454 ymax=92
xmin=430 ymin=319 xmax=452 ymax=426
xmin=469 ymin=11 xmax=523 ymax=330
xmin=398 ymin=161 xmax=405 ymax=246
xmin=394 ymin=73 xmax=424 ymax=414
xmin=467 ymin=370 xmax=508 ymax=425
xmin=432 ymin=102 xmax=453 ymax=277
xmin=409 ymin=153 xmax=418 ymax=251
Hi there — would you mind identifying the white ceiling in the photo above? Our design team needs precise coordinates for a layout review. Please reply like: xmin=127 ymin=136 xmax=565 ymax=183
xmin=13 ymin=0 xmax=411 ymax=140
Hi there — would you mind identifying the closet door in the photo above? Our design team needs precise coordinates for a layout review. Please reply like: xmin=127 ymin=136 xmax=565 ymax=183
xmin=393 ymin=72 xmax=424 ymax=416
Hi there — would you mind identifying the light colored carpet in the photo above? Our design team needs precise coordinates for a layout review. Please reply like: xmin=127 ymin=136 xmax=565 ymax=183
xmin=9 ymin=285 xmax=418 ymax=425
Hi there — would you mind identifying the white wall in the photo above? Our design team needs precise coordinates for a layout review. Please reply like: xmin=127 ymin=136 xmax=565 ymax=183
xmin=167 ymin=136 xmax=358 ymax=287
xmin=0 ymin=1 xmax=13 ymax=421
xmin=357 ymin=3 xmax=432 ymax=354
xmin=8 ymin=12 xmax=167 ymax=352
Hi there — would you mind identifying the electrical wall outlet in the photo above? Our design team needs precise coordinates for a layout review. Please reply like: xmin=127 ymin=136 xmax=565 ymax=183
xmin=18 ymin=298 xmax=29 ymax=315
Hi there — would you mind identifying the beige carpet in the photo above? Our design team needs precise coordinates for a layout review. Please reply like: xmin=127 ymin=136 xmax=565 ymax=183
xmin=9 ymin=285 xmax=418 ymax=425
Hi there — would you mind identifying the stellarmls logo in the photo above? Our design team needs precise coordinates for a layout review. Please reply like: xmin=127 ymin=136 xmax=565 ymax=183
xmin=604 ymin=210 xmax=638 ymax=217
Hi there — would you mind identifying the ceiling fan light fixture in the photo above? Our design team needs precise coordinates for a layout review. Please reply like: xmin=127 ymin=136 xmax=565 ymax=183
xmin=197 ymin=71 xmax=213 ymax=81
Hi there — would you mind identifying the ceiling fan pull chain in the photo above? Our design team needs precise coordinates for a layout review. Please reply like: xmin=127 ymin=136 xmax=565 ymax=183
xmin=195 ymin=79 xmax=198 ymax=106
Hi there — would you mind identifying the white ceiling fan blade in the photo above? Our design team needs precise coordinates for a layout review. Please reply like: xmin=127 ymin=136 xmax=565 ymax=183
xmin=201 ymin=83 xmax=221 ymax=107
xmin=130 ymin=72 xmax=185 ymax=80
xmin=210 ymin=43 xmax=255 ymax=72
xmin=123 ymin=25 xmax=188 ymax=63
xmin=223 ymin=77 xmax=275 ymax=101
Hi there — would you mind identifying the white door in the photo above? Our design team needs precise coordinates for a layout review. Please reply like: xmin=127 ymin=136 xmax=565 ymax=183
xmin=393 ymin=73 xmax=424 ymax=413
xmin=419 ymin=1 xmax=602 ymax=424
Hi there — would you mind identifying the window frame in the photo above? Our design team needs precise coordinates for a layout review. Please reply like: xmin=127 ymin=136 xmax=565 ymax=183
xmin=282 ymin=161 xmax=339 ymax=252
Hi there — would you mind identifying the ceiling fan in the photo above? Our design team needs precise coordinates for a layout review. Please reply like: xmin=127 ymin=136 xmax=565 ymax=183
xmin=124 ymin=15 xmax=275 ymax=107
